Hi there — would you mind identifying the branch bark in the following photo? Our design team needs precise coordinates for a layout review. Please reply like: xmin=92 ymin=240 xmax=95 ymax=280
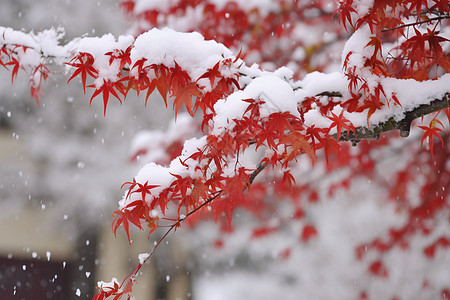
xmin=338 ymin=93 xmax=450 ymax=144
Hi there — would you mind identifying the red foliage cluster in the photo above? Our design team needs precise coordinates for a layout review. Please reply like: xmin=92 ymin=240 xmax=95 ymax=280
xmin=65 ymin=46 xmax=240 ymax=116
xmin=0 ymin=44 xmax=49 ymax=106
xmin=106 ymin=1 xmax=449 ymax=298
xmin=98 ymin=1 xmax=449 ymax=298
xmin=120 ymin=0 xmax=348 ymax=77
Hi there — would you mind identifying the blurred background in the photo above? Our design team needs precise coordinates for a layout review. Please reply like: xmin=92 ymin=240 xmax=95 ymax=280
xmin=0 ymin=1 xmax=180 ymax=299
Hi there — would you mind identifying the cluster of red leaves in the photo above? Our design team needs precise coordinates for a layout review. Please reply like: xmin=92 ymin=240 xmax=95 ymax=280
xmin=93 ymin=267 xmax=140 ymax=300
xmin=355 ymin=132 xmax=450 ymax=262
xmin=63 ymin=45 xmax=241 ymax=117
xmin=340 ymin=0 xmax=449 ymax=126
xmin=115 ymin=95 xmax=345 ymax=244
xmin=112 ymin=180 xmax=160 ymax=245
xmin=103 ymin=2 xmax=449 ymax=299
xmin=0 ymin=44 xmax=49 ymax=106
xmin=92 ymin=280 xmax=128 ymax=300
xmin=126 ymin=58 xmax=239 ymax=116
xmin=120 ymin=0 xmax=347 ymax=78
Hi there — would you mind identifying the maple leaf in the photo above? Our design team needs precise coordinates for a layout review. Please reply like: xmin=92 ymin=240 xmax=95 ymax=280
xmin=418 ymin=119 xmax=446 ymax=159
xmin=281 ymin=170 xmax=296 ymax=190
xmin=172 ymin=81 xmax=202 ymax=116
xmin=88 ymin=79 xmax=125 ymax=116
xmin=335 ymin=0 xmax=357 ymax=31
xmin=121 ymin=178 xmax=139 ymax=199
xmin=197 ymin=61 xmax=221 ymax=88
xmin=112 ymin=210 xmax=131 ymax=243
xmin=404 ymin=27 xmax=445 ymax=70
xmin=346 ymin=66 xmax=362 ymax=92
xmin=425 ymin=28 xmax=449 ymax=62
xmin=30 ymin=85 xmax=41 ymax=108
xmin=280 ymin=132 xmax=316 ymax=167
xmin=66 ymin=52 xmax=98 ymax=93
xmin=170 ymin=62 xmax=202 ymax=116
xmin=305 ymin=125 xmax=327 ymax=151
xmin=365 ymin=36 xmax=383 ymax=59
xmin=146 ymin=216 xmax=159 ymax=237
xmin=130 ymin=181 xmax=159 ymax=203
xmin=327 ymin=110 xmax=356 ymax=141
xmin=112 ymin=197 xmax=160 ymax=245
xmin=105 ymin=46 xmax=132 ymax=71
xmin=256 ymin=125 xmax=278 ymax=150
xmin=131 ymin=58 xmax=148 ymax=75
xmin=148 ymin=64 xmax=170 ymax=106
xmin=213 ymin=170 xmax=250 ymax=225
xmin=94 ymin=278 xmax=124 ymax=300
xmin=430 ymin=0 xmax=449 ymax=11
xmin=362 ymin=96 xmax=384 ymax=125
xmin=5 ymin=56 xmax=20 ymax=83
xmin=28 ymin=64 xmax=50 ymax=107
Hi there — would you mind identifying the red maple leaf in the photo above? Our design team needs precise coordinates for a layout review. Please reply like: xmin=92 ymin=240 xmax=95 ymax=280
xmin=335 ymin=0 xmax=357 ymax=31
xmin=418 ymin=119 xmax=446 ymax=159
xmin=327 ymin=110 xmax=356 ymax=141
xmin=197 ymin=61 xmax=221 ymax=88
xmin=66 ymin=52 xmax=98 ymax=93
xmin=88 ymin=79 xmax=125 ymax=116
xmin=170 ymin=62 xmax=202 ymax=116
xmin=5 ymin=56 xmax=20 ymax=83
xmin=105 ymin=46 xmax=132 ymax=71
xmin=130 ymin=181 xmax=159 ymax=202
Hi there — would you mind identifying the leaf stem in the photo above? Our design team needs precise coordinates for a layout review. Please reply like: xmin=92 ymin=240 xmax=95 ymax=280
xmin=381 ymin=15 xmax=450 ymax=32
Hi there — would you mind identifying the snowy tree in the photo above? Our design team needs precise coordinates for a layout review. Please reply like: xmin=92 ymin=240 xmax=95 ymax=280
xmin=1 ymin=0 xmax=449 ymax=299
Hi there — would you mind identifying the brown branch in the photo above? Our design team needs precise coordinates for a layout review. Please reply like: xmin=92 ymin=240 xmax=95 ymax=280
xmin=249 ymin=162 xmax=266 ymax=185
xmin=316 ymin=91 xmax=343 ymax=97
xmin=338 ymin=93 xmax=450 ymax=144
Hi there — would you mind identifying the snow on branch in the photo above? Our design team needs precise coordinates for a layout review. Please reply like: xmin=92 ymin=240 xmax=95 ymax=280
xmin=338 ymin=93 xmax=450 ymax=143
xmin=3 ymin=24 xmax=450 ymax=220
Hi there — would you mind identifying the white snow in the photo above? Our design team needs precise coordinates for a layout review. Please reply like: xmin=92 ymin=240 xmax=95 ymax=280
xmin=67 ymin=34 xmax=134 ymax=85
xmin=97 ymin=277 xmax=121 ymax=290
xmin=138 ymin=252 xmax=150 ymax=264
xmin=130 ymin=27 xmax=234 ymax=82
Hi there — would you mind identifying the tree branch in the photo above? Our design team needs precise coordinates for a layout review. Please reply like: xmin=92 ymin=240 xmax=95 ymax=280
xmin=381 ymin=15 xmax=450 ymax=32
xmin=338 ymin=93 xmax=450 ymax=144
xmin=249 ymin=162 xmax=266 ymax=185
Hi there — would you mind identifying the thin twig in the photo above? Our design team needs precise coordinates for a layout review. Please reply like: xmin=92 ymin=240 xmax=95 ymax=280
xmin=117 ymin=160 xmax=269 ymax=292
xmin=120 ymin=190 xmax=224 ymax=289
xmin=381 ymin=15 xmax=450 ymax=32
